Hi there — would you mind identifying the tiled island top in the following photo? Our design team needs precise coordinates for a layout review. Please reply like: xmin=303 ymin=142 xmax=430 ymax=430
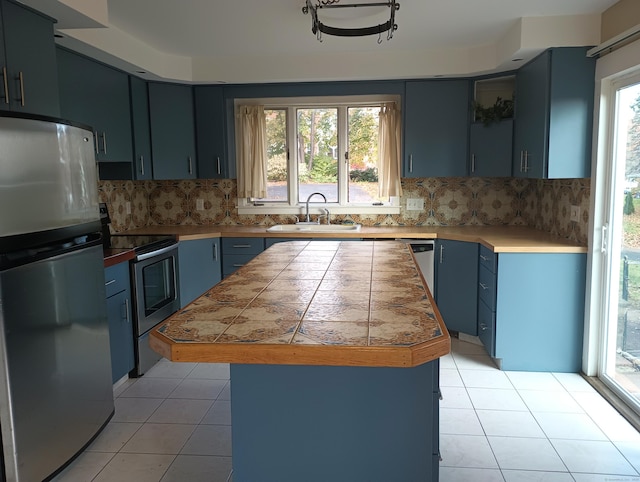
xmin=150 ymin=240 xmax=450 ymax=367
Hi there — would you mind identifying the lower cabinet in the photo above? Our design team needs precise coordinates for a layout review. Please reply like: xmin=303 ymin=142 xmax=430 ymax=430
xmin=105 ymin=262 xmax=134 ymax=383
xmin=478 ymin=245 xmax=587 ymax=372
xmin=435 ymin=240 xmax=479 ymax=335
xmin=178 ymin=238 xmax=222 ymax=308
xmin=222 ymin=237 xmax=265 ymax=278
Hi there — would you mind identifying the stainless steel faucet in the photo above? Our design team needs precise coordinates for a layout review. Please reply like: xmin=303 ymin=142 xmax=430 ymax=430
xmin=301 ymin=192 xmax=327 ymax=223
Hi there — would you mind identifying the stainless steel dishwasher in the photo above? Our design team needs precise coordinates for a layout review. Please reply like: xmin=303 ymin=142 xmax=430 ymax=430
xmin=396 ymin=239 xmax=435 ymax=295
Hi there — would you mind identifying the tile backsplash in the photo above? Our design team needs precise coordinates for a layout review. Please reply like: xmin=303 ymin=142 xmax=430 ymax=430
xmin=99 ymin=177 xmax=590 ymax=245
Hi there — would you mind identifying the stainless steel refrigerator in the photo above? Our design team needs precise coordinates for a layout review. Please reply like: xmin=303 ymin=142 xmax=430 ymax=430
xmin=0 ymin=113 xmax=114 ymax=481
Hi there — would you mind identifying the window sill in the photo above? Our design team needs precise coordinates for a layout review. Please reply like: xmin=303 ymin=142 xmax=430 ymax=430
xmin=237 ymin=204 xmax=401 ymax=216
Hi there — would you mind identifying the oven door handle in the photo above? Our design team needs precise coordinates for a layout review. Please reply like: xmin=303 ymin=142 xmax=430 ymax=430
xmin=135 ymin=244 xmax=178 ymax=261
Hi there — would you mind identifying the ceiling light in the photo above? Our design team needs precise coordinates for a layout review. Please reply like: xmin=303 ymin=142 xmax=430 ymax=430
xmin=302 ymin=0 xmax=400 ymax=43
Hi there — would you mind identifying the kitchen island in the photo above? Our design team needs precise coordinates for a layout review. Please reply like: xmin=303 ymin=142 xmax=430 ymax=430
xmin=151 ymin=240 xmax=449 ymax=482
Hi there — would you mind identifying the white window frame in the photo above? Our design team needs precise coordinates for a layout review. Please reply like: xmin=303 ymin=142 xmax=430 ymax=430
xmin=235 ymin=95 xmax=401 ymax=216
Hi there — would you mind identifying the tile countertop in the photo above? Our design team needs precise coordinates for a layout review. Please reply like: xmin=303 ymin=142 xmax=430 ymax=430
xmin=121 ymin=224 xmax=587 ymax=253
xmin=150 ymin=240 xmax=450 ymax=368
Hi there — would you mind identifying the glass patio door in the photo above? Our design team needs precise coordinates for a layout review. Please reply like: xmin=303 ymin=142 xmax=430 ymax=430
xmin=601 ymin=76 xmax=640 ymax=415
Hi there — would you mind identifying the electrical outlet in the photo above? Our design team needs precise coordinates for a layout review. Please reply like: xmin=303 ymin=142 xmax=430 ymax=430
xmin=406 ymin=198 xmax=425 ymax=211
xmin=570 ymin=205 xmax=580 ymax=222
xmin=125 ymin=201 xmax=131 ymax=215
xmin=196 ymin=198 xmax=205 ymax=211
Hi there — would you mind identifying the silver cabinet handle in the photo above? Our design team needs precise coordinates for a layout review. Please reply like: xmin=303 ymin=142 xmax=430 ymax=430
xmin=479 ymin=322 xmax=488 ymax=331
xmin=232 ymin=263 xmax=245 ymax=267
xmin=232 ymin=244 xmax=252 ymax=248
xmin=212 ymin=242 xmax=218 ymax=261
xmin=101 ymin=132 xmax=107 ymax=154
xmin=471 ymin=153 xmax=476 ymax=173
xmin=17 ymin=71 xmax=24 ymax=106
xmin=519 ymin=150 xmax=524 ymax=172
xmin=105 ymin=279 xmax=116 ymax=286
xmin=480 ymin=255 xmax=489 ymax=261
xmin=438 ymin=389 xmax=443 ymax=400
xmin=94 ymin=131 xmax=99 ymax=155
xmin=1 ymin=67 xmax=8 ymax=104
xmin=409 ymin=154 xmax=413 ymax=173
xmin=439 ymin=245 xmax=444 ymax=264
xmin=524 ymin=150 xmax=529 ymax=172
xmin=139 ymin=155 xmax=145 ymax=176
xmin=188 ymin=156 xmax=193 ymax=175
xmin=479 ymin=283 xmax=489 ymax=290
xmin=216 ymin=156 xmax=221 ymax=175
xmin=123 ymin=298 xmax=130 ymax=323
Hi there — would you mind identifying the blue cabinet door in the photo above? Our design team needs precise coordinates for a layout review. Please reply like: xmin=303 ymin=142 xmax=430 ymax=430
xmin=469 ymin=119 xmax=513 ymax=177
xmin=129 ymin=76 xmax=153 ymax=180
xmin=194 ymin=85 xmax=229 ymax=178
xmin=178 ymin=238 xmax=222 ymax=308
xmin=435 ymin=239 xmax=478 ymax=335
xmin=105 ymin=262 xmax=134 ymax=383
xmin=512 ymin=48 xmax=594 ymax=178
xmin=57 ymin=48 xmax=133 ymax=164
xmin=0 ymin=0 xmax=59 ymax=117
xmin=148 ymin=82 xmax=197 ymax=180
xmin=404 ymin=80 xmax=469 ymax=177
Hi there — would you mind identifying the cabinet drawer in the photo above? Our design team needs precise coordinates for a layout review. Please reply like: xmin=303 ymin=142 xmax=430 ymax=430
xmin=222 ymin=253 xmax=258 ymax=276
xmin=222 ymin=237 xmax=264 ymax=255
xmin=478 ymin=265 xmax=497 ymax=311
xmin=104 ymin=261 xmax=130 ymax=298
xmin=478 ymin=299 xmax=496 ymax=357
xmin=479 ymin=245 xmax=497 ymax=273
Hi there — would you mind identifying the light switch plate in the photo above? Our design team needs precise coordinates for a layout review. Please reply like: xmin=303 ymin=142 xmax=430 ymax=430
xmin=196 ymin=198 xmax=205 ymax=211
xmin=570 ymin=205 xmax=580 ymax=222
xmin=406 ymin=198 xmax=425 ymax=211
xmin=125 ymin=201 xmax=131 ymax=215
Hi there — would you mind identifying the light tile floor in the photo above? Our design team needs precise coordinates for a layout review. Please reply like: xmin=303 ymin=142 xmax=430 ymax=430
xmin=52 ymin=338 xmax=640 ymax=482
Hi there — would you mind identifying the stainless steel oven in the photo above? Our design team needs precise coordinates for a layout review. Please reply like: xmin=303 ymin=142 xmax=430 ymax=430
xmin=130 ymin=241 xmax=180 ymax=376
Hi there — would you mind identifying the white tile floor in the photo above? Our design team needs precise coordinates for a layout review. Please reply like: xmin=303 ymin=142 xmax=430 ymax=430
xmin=52 ymin=338 xmax=640 ymax=482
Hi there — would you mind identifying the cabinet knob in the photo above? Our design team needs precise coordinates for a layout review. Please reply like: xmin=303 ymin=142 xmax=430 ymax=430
xmin=479 ymin=282 xmax=489 ymax=290
xmin=480 ymin=322 xmax=488 ymax=331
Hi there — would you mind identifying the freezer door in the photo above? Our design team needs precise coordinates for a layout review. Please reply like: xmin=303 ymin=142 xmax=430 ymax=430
xmin=0 ymin=115 xmax=99 ymax=238
xmin=0 ymin=242 xmax=114 ymax=482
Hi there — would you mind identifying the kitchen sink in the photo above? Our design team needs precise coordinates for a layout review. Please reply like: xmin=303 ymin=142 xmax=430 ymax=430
xmin=266 ymin=224 xmax=361 ymax=233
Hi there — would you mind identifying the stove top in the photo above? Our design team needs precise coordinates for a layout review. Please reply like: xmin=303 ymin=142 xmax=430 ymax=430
xmin=107 ymin=234 xmax=177 ymax=254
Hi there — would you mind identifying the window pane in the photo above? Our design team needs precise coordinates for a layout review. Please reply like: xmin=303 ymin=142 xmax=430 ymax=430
xmin=260 ymin=109 xmax=287 ymax=201
xmin=348 ymin=107 xmax=384 ymax=203
xmin=297 ymin=108 xmax=338 ymax=203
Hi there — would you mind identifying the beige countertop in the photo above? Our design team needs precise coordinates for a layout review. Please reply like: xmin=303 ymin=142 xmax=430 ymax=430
xmin=150 ymin=240 xmax=450 ymax=367
xmin=121 ymin=225 xmax=587 ymax=253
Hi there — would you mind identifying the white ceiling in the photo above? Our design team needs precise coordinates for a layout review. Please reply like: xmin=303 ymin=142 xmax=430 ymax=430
xmin=24 ymin=0 xmax=620 ymax=83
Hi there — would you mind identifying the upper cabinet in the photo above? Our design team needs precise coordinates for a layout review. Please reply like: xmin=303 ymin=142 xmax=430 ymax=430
xmin=469 ymin=76 xmax=514 ymax=177
xmin=194 ymin=85 xmax=231 ymax=178
xmin=57 ymin=48 xmax=133 ymax=163
xmin=148 ymin=82 xmax=197 ymax=180
xmin=512 ymin=47 xmax=595 ymax=179
xmin=129 ymin=76 xmax=152 ymax=180
xmin=404 ymin=80 xmax=469 ymax=177
xmin=0 ymin=0 xmax=59 ymax=117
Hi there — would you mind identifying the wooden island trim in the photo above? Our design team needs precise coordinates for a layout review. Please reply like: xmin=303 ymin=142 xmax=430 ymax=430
xmin=149 ymin=330 xmax=450 ymax=367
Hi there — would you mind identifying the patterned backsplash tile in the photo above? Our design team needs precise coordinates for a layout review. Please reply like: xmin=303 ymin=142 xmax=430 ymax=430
xmin=99 ymin=177 xmax=590 ymax=245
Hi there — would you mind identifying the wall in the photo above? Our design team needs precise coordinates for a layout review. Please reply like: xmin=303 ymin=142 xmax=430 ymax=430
xmin=99 ymin=176 xmax=589 ymax=245
xmin=601 ymin=0 xmax=640 ymax=43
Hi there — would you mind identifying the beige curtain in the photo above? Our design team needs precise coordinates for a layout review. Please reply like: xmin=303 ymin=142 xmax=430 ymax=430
xmin=237 ymin=105 xmax=267 ymax=199
xmin=378 ymin=102 xmax=403 ymax=197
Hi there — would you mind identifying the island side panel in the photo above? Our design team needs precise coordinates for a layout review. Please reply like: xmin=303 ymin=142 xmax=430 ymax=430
xmin=231 ymin=361 xmax=440 ymax=482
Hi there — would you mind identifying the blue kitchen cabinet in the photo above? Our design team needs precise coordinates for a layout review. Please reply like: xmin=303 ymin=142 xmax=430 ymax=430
xmin=469 ymin=119 xmax=513 ymax=177
xmin=435 ymin=239 xmax=478 ymax=335
xmin=129 ymin=76 xmax=153 ymax=180
xmin=194 ymin=85 xmax=231 ymax=179
xmin=0 ymin=0 xmax=59 ymax=117
xmin=105 ymin=262 xmax=134 ymax=383
xmin=404 ymin=80 xmax=469 ymax=177
xmin=148 ymin=82 xmax=197 ymax=180
xmin=222 ymin=237 xmax=265 ymax=278
xmin=477 ymin=244 xmax=587 ymax=372
xmin=178 ymin=238 xmax=222 ymax=308
xmin=512 ymin=47 xmax=595 ymax=178
xmin=57 ymin=48 xmax=133 ymax=165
